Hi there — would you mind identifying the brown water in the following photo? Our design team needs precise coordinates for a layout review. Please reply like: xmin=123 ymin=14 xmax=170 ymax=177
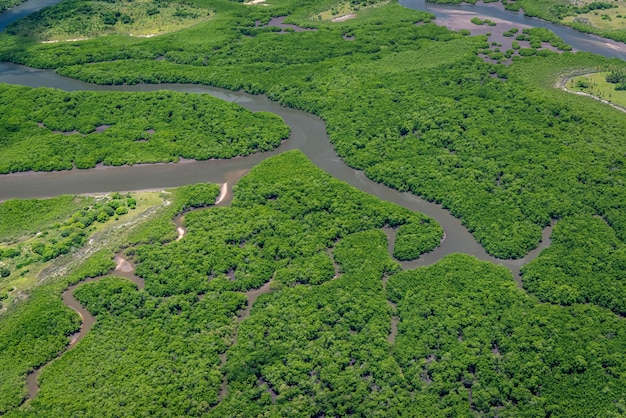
xmin=5 ymin=0 xmax=621 ymax=407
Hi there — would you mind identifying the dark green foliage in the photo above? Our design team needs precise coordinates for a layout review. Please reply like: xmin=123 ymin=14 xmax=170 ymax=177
xmin=0 ymin=84 xmax=289 ymax=173
xmin=606 ymin=66 xmax=626 ymax=85
xmin=0 ymin=2 xmax=609 ymax=258
xmin=0 ymin=0 xmax=25 ymax=14
xmin=522 ymin=215 xmax=626 ymax=315
xmin=388 ymin=254 xmax=626 ymax=417
xmin=132 ymin=151 xmax=441 ymax=296
xmin=393 ymin=218 xmax=442 ymax=260
xmin=14 ymin=278 xmax=246 ymax=417
xmin=471 ymin=17 xmax=496 ymax=26
xmin=1 ymin=0 xmax=626 ymax=415
xmin=126 ymin=183 xmax=221 ymax=245
xmin=212 ymin=230 xmax=404 ymax=417
xmin=0 ymin=289 xmax=81 ymax=414
xmin=548 ymin=1 xmax=617 ymax=19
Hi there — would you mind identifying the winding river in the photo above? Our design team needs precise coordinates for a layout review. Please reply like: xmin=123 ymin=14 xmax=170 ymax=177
xmin=1 ymin=0 xmax=625 ymax=279
xmin=3 ymin=0 xmax=625 ymax=407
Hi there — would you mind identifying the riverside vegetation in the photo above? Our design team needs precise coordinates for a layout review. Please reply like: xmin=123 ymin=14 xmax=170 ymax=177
xmin=2 ymin=153 xmax=626 ymax=416
xmin=429 ymin=0 xmax=626 ymax=43
xmin=0 ymin=84 xmax=289 ymax=172
xmin=0 ymin=0 xmax=626 ymax=415
xmin=1 ymin=0 xmax=626 ymax=258
xmin=1 ymin=152 xmax=443 ymax=416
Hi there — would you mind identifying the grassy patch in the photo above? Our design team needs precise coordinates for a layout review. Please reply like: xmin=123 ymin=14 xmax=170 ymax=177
xmin=0 ymin=191 xmax=164 ymax=311
xmin=6 ymin=0 xmax=213 ymax=41
xmin=562 ymin=2 xmax=626 ymax=32
xmin=569 ymin=71 xmax=626 ymax=108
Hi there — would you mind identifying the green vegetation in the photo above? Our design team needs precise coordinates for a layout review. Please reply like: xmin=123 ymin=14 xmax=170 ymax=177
xmin=522 ymin=215 xmax=626 ymax=315
xmin=431 ymin=0 xmax=626 ymax=42
xmin=388 ymin=254 xmax=626 ymax=417
xmin=0 ymin=0 xmax=26 ymax=14
xmin=0 ymin=196 xmax=87 ymax=240
xmin=0 ymin=250 xmax=113 ymax=414
xmin=0 ymin=182 xmax=221 ymax=414
xmin=0 ymin=0 xmax=614 ymax=259
xmin=0 ymin=84 xmax=289 ymax=173
xmin=0 ymin=0 xmax=24 ymax=10
xmin=212 ymin=230 xmax=403 ymax=416
xmin=569 ymin=71 xmax=626 ymax=107
xmin=1 ymin=193 xmax=134 ymax=268
xmin=0 ymin=152 xmax=442 ymax=415
xmin=0 ymin=193 xmax=147 ymax=309
xmin=126 ymin=183 xmax=221 ymax=245
xmin=16 ymin=278 xmax=246 ymax=417
xmin=131 ymin=151 xmax=442 ymax=295
xmin=1 ymin=0 xmax=626 ymax=415
xmin=6 ymin=0 xmax=213 ymax=41
xmin=471 ymin=16 xmax=496 ymax=26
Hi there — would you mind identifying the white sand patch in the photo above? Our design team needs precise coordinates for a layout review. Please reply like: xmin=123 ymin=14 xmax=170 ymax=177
xmin=332 ymin=13 xmax=356 ymax=22
xmin=115 ymin=256 xmax=134 ymax=273
xmin=41 ymin=38 xmax=88 ymax=44
xmin=215 ymin=183 xmax=228 ymax=205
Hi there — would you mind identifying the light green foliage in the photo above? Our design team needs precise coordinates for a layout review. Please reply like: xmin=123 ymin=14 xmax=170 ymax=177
xmin=0 ymin=195 xmax=134 ymax=277
xmin=132 ymin=151 xmax=441 ymax=295
xmin=0 ymin=85 xmax=289 ymax=173
xmin=6 ymin=0 xmax=212 ymax=41
xmin=0 ymin=196 xmax=87 ymax=240
xmin=388 ymin=254 xmax=626 ymax=417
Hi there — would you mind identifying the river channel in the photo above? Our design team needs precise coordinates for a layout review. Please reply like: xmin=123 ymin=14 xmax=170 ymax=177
xmin=0 ymin=0 xmax=624 ymax=280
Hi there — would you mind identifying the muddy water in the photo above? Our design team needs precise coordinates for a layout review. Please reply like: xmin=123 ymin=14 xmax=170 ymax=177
xmin=2 ymin=0 xmax=622 ymax=401
xmin=0 ymin=0 xmax=621 ymax=274
xmin=382 ymin=223 xmax=553 ymax=287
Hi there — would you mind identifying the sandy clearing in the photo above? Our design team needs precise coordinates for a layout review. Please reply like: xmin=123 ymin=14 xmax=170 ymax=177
xmin=114 ymin=255 xmax=134 ymax=273
xmin=558 ymin=74 xmax=626 ymax=114
xmin=215 ymin=182 xmax=228 ymax=205
xmin=41 ymin=38 xmax=88 ymax=44
xmin=332 ymin=13 xmax=356 ymax=22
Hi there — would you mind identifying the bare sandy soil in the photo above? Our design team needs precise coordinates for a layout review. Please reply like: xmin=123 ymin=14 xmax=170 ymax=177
xmin=332 ymin=13 xmax=356 ymax=22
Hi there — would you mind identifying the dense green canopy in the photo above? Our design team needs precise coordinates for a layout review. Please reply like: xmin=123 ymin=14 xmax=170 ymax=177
xmin=1 ymin=0 xmax=626 ymax=415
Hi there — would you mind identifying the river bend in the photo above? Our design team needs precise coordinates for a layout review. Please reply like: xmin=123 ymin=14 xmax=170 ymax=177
xmin=0 ymin=0 xmax=623 ymax=276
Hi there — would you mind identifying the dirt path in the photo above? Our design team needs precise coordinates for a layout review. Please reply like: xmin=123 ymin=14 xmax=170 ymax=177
xmin=557 ymin=73 xmax=626 ymax=114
